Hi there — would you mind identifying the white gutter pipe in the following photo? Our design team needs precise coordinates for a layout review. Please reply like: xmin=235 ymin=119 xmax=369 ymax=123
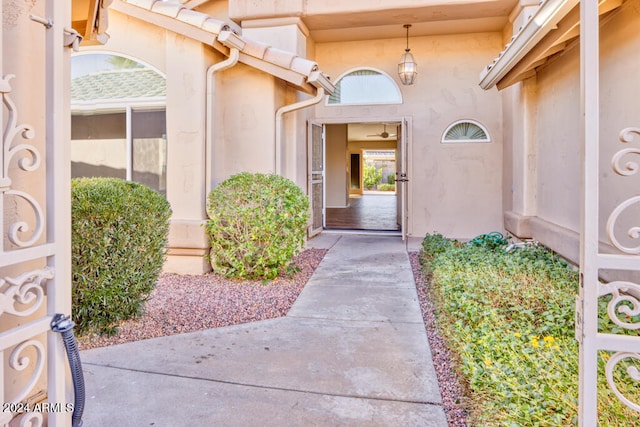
xmin=274 ymin=87 xmax=326 ymax=175
xmin=205 ymin=47 xmax=239 ymax=201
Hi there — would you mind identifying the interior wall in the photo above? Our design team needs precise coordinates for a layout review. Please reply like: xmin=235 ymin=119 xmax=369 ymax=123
xmin=325 ymin=124 xmax=348 ymax=207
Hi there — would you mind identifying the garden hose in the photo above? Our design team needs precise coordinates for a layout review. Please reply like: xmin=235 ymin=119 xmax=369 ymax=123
xmin=468 ymin=231 xmax=509 ymax=248
xmin=51 ymin=313 xmax=85 ymax=427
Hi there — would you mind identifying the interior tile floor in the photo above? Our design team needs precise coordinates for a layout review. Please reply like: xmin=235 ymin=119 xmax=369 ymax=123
xmin=325 ymin=193 xmax=399 ymax=231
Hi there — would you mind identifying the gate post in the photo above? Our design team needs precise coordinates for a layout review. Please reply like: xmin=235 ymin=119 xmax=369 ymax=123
xmin=579 ymin=0 xmax=640 ymax=424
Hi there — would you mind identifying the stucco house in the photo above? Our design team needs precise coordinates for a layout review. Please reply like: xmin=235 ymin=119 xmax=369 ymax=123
xmin=69 ymin=0 xmax=639 ymax=276
xmin=2 ymin=0 xmax=639 ymax=424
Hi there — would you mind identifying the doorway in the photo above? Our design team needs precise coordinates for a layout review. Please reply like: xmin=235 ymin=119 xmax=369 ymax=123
xmin=323 ymin=121 xmax=404 ymax=233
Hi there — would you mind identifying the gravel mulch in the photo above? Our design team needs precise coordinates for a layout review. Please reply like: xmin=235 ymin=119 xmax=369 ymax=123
xmin=78 ymin=248 xmax=327 ymax=350
xmin=409 ymin=251 xmax=469 ymax=427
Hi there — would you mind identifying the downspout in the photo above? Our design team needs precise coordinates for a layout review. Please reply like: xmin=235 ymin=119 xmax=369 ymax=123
xmin=275 ymin=87 xmax=325 ymax=175
xmin=205 ymin=47 xmax=239 ymax=199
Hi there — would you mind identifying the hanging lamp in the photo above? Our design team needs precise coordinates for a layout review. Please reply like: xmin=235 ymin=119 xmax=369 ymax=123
xmin=398 ymin=24 xmax=417 ymax=85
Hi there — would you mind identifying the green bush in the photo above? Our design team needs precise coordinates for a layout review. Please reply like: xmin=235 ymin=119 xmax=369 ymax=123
xmin=71 ymin=178 xmax=172 ymax=335
xmin=206 ymin=172 xmax=309 ymax=280
xmin=376 ymin=183 xmax=395 ymax=192
xmin=363 ymin=161 xmax=382 ymax=189
xmin=387 ymin=174 xmax=395 ymax=185
xmin=419 ymin=233 xmax=640 ymax=426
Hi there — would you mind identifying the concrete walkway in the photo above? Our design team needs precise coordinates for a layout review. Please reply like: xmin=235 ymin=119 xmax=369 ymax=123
xmin=80 ymin=234 xmax=447 ymax=426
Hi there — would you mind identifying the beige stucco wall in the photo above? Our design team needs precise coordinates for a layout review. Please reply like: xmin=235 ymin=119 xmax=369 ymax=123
xmin=313 ymin=31 xmax=504 ymax=239
xmin=503 ymin=0 xmax=640 ymax=264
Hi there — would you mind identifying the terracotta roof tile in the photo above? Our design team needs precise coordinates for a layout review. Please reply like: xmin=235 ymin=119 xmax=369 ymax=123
xmin=117 ymin=0 xmax=334 ymax=93
xmin=151 ymin=2 xmax=183 ymax=18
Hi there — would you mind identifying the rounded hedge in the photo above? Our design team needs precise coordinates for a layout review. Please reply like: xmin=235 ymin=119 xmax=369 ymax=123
xmin=206 ymin=172 xmax=309 ymax=280
xmin=71 ymin=177 xmax=172 ymax=335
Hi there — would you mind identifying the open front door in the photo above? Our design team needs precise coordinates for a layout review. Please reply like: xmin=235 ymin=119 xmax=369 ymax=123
xmin=308 ymin=121 xmax=324 ymax=237
xmin=395 ymin=118 xmax=409 ymax=240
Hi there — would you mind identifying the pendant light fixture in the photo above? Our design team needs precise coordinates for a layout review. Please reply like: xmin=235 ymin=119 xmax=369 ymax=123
xmin=398 ymin=24 xmax=417 ymax=85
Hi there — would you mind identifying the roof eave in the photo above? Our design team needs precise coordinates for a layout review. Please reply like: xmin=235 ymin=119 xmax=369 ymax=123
xmin=479 ymin=0 xmax=579 ymax=90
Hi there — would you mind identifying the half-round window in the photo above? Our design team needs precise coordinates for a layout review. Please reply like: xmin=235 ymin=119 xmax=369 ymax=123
xmin=327 ymin=68 xmax=402 ymax=105
xmin=441 ymin=120 xmax=491 ymax=143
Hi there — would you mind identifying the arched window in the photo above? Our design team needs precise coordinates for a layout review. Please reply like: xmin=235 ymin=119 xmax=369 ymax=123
xmin=441 ymin=120 xmax=491 ymax=143
xmin=71 ymin=53 xmax=168 ymax=194
xmin=327 ymin=68 xmax=402 ymax=105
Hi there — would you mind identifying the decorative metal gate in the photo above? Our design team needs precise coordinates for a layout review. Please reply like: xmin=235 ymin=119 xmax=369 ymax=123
xmin=1 ymin=1 xmax=72 ymax=426
xmin=578 ymin=0 xmax=640 ymax=423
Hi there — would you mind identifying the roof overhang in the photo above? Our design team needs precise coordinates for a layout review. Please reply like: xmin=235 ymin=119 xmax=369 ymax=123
xmin=110 ymin=0 xmax=334 ymax=96
xmin=479 ymin=0 xmax=625 ymax=90
xmin=73 ymin=0 xmax=114 ymax=45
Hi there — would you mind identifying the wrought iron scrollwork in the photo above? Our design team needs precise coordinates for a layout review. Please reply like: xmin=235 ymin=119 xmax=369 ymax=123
xmin=0 ymin=339 xmax=47 ymax=426
xmin=1 ymin=74 xmax=44 ymax=248
xmin=606 ymin=127 xmax=640 ymax=254
xmin=605 ymin=352 xmax=640 ymax=412
xmin=599 ymin=281 xmax=640 ymax=330
xmin=0 ymin=268 xmax=54 ymax=317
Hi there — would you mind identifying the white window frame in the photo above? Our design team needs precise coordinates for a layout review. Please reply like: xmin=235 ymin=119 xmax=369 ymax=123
xmin=326 ymin=67 xmax=403 ymax=106
xmin=441 ymin=119 xmax=491 ymax=143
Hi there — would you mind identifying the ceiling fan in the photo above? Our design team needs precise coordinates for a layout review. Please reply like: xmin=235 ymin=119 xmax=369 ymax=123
xmin=367 ymin=124 xmax=397 ymax=139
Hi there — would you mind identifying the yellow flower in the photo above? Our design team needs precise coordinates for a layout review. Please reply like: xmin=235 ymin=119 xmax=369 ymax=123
xmin=484 ymin=359 xmax=492 ymax=367
xmin=543 ymin=336 xmax=555 ymax=343
xmin=530 ymin=339 xmax=540 ymax=349
xmin=514 ymin=332 xmax=522 ymax=338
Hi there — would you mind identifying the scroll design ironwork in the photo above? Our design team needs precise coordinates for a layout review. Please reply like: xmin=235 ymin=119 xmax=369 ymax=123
xmin=599 ymin=281 xmax=640 ymax=330
xmin=0 ymin=339 xmax=46 ymax=426
xmin=606 ymin=127 xmax=640 ymax=254
xmin=605 ymin=352 xmax=640 ymax=412
xmin=1 ymin=74 xmax=44 ymax=248
xmin=0 ymin=268 xmax=54 ymax=317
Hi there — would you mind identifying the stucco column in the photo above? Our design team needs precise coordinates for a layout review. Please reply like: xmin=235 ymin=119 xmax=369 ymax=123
xmin=164 ymin=34 xmax=210 ymax=274
xmin=503 ymin=77 xmax=538 ymax=238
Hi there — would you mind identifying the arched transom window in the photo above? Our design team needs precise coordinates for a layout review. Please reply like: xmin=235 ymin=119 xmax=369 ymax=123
xmin=327 ymin=68 xmax=402 ymax=105
xmin=441 ymin=120 xmax=491 ymax=143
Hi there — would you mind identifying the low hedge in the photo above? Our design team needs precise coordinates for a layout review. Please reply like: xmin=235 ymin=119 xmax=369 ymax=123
xmin=206 ymin=172 xmax=309 ymax=280
xmin=71 ymin=178 xmax=171 ymax=335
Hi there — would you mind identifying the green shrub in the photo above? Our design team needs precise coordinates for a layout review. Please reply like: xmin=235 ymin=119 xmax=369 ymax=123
xmin=387 ymin=174 xmax=395 ymax=185
xmin=363 ymin=161 xmax=382 ymax=189
xmin=71 ymin=178 xmax=171 ymax=335
xmin=419 ymin=233 xmax=640 ymax=426
xmin=376 ymin=183 xmax=395 ymax=192
xmin=206 ymin=172 xmax=309 ymax=280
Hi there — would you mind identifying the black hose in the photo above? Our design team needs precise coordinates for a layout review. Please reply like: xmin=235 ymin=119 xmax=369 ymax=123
xmin=51 ymin=313 xmax=85 ymax=427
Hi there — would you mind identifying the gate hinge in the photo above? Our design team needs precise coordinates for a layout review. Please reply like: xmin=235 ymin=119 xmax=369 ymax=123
xmin=575 ymin=295 xmax=584 ymax=344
